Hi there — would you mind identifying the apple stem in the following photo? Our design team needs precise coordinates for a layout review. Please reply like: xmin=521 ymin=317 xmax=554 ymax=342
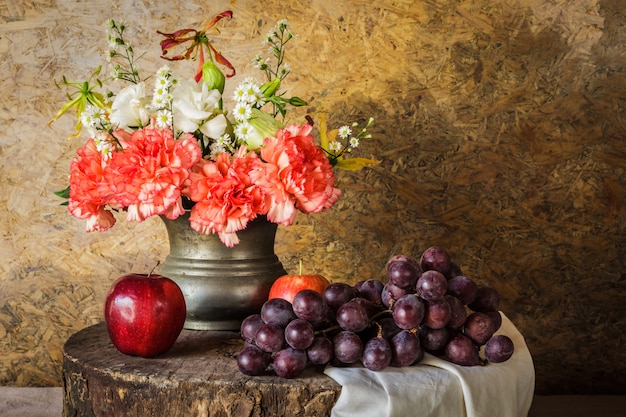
xmin=148 ymin=261 xmax=161 ymax=278
xmin=299 ymin=259 xmax=303 ymax=276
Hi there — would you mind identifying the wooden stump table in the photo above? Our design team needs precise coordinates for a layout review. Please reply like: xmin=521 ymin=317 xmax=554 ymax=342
xmin=62 ymin=323 xmax=341 ymax=417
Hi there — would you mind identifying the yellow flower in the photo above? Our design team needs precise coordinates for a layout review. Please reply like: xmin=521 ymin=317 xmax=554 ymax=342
xmin=318 ymin=112 xmax=380 ymax=171
xmin=48 ymin=66 xmax=108 ymax=139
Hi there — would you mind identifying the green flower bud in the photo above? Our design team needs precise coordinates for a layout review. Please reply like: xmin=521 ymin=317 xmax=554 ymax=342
xmin=260 ymin=78 xmax=281 ymax=98
xmin=244 ymin=108 xmax=283 ymax=150
xmin=288 ymin=96 xmax=307 ymax=107
xmin=202 ymin=61 xmax=225 ymax=93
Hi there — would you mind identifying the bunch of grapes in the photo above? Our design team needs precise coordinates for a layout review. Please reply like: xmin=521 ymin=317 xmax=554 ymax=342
xmin=237 ymin=246 xmax=515 ymax=378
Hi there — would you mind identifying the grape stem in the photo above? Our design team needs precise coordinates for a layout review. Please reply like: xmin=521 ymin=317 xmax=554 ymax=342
xmin=313 ymin=309 xmax=394 ymax=337
xmin=369 ymin=309 xmax=392 ymax=322
xmin=373 ymin=321 xmax=383 ymax=338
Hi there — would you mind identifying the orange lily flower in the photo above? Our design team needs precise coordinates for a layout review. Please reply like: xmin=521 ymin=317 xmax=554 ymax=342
xmin=158 ymin=10 xmax=236 ymax=82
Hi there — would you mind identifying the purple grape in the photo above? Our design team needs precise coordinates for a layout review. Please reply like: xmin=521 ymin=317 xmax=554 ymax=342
xmin=445 ymin=295 xmax=467 ymax=329
xmin=416 ymin=270 xmax=448 ymax=301
xmin=362 ymin=337 xmax=392 ymax=371
xmin=391 ymin=294 xmax=424 ymax=330
xmin=445 ymin=333 xmax=482 ymax=366
xmin=237 ymin=345 xmax=271 ymax=376
xmin=333 ymin=331 xmax=363 ymax=364
xmin=419 ymin=246 xmax=452 ymax=276
xmin=312 ymin=305 xmax=337 ymax=330
xmin=386 ymin=254 xmax=420 ymax=273
xmin=390 ymin=329 xmax=422 ymax=366
xmin=358 ymin=279 xmax=384 ymax=304
xmin=485 ymin=310 xmax=502 ymax=332
xmin=463 ymin=312 xmax=496 ymax=346
xmin=468 ymin=286 xmax=500 ymax=312
xmin=419 ymin=326 xmax=449 ymax=352
xmin=386 ymin=255 xmax=421 ymax=290
xmin=261 ymin=298 xmax=296 ymax=327
xmin=485 ymin=335 xmax=514 ymax=363
xmin=422 ymin=298 xmax=452 ymax=329
xmin=414 ymin=344 xmax=425 ymax=364
xmin=240 ymin=314 xmax=264 ymax=343
xmin=284 ymin=318 xmax=315 ymax=350
xmin=273 ymin=347 xmax=307 ymax=379
xmin=292 ymin=289 xmax=326 ymax=322
xmin=446 ymin=262 xmax=463 ymax=280
xmin=323 ymin=282 xmax=358 ymax=311
xmin=336 ymin=300 xmax=370 ymax=332
xmin=378 ymin=317 xmax=402 ymax=340
xmin=307 ymin=336 xmax=334 ymax=365
xmin=351 ymin=296 xmax=383 ymax=317
xmin=255 ymin=323 xmax=285 ymax=353
xmin=382 ymin=283 xmax=411 ymax=308
xmin=446 ymin=275 xmax=478 ymax=305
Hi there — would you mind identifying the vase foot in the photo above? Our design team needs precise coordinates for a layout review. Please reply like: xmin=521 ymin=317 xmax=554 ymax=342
xmin=183 ymin=319 xmax=242 ymax=331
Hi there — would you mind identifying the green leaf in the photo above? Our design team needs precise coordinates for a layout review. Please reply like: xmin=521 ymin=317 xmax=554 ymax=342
xmin=54 ymin=186 xmax=70 ymax=199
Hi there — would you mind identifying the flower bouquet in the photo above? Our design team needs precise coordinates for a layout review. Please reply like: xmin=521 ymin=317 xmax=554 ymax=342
xmin=51 ymin=11 xmax=378 ymax=247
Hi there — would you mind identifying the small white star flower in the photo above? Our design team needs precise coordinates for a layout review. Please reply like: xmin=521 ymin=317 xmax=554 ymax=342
xmin=243 ymin=84 xmax=262 ymax=105
xmin=154 ymin=78 xmax=171 ymax=92
xmin=234 ymin=121 xmax=253 ymax=141
xmin=106 ymin=34 xmax=117 ymax=50
xmin=217 ymin=133 xmax=233 ymax=146
xmin=100 ymin=145 xmax=115 ymax=161
xmin=155 ymin=109 xmax=172 ymax=128
xmin=253 ymin=54 xmax=270 ymax=70
xmin=233 ymin=102 xmax=252 ymax=122
xmin=80 ymin=105 xmax=103 ymax=128
xmin=264 ymin=29 xmax=277 ymax=44
xmin=338 ymin=125 xmax=352 ymax=139
xmin=209 ymin=142 xmax=227 ymax=159
xmin=151 ymin=96 xmax=165 ymax=109
xmin=251 ymin=92 xmax=266 ymax=107
xmin=94 ymin=132 xmax=116 ymax=160
xmin=156 ymin=66 xmax=172 ymax=78
xmin=233 ymin=84 xmax=249 ymax=103
xmin=349 ymin=137 xmax=360 ymax=148
xmin=277 ymin=19 xmax=290 ymax=31
xmin=329 ymin=141 xmax=343 ymax=153
xmin=111 ymin=64 xmax=123 ymax=79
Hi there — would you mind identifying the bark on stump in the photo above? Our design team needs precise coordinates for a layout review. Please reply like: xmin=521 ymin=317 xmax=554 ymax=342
xmin=62 ymin=323 xmax=341 ymax=417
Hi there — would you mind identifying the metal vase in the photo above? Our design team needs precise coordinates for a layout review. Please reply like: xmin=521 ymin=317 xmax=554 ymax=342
xmin=158 ymin=213 xmax=286 ymax=331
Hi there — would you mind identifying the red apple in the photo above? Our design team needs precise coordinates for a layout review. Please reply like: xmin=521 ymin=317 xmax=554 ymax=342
xmin=104 ymin=273 xmax=186 ymax=358
xmin=268 ymin=273 xmax=330 ymax=304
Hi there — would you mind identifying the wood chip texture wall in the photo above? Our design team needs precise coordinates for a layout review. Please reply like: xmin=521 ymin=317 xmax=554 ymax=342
xmin=1 ymin=0 xmax=624 ymax=394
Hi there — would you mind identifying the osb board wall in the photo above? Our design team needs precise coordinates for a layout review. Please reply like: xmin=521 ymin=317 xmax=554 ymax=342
xmin=0 ymin=0 xmax=624 ymax=394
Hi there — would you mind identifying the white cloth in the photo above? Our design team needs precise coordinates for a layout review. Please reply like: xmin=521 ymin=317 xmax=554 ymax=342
xmin=324 ymin=312 xmax=535 ymax=417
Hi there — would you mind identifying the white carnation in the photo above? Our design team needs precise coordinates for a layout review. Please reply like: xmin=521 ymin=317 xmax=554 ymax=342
xmin=172 ymin=78 xmax=223 ymax=136
xmin=109 ymin=83 xmax=150 ymax=129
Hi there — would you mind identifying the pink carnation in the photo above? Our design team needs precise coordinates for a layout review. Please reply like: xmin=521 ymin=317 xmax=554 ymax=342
xmin=68 ymin=139 xmax=117 ymax=232
xmin=185 ymin=147 xmax=268 ymax=247
xmin=105 ymin=125 xmax=202 ymax=222
xmin=260 ymin=124 xmax=341 ymax=225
